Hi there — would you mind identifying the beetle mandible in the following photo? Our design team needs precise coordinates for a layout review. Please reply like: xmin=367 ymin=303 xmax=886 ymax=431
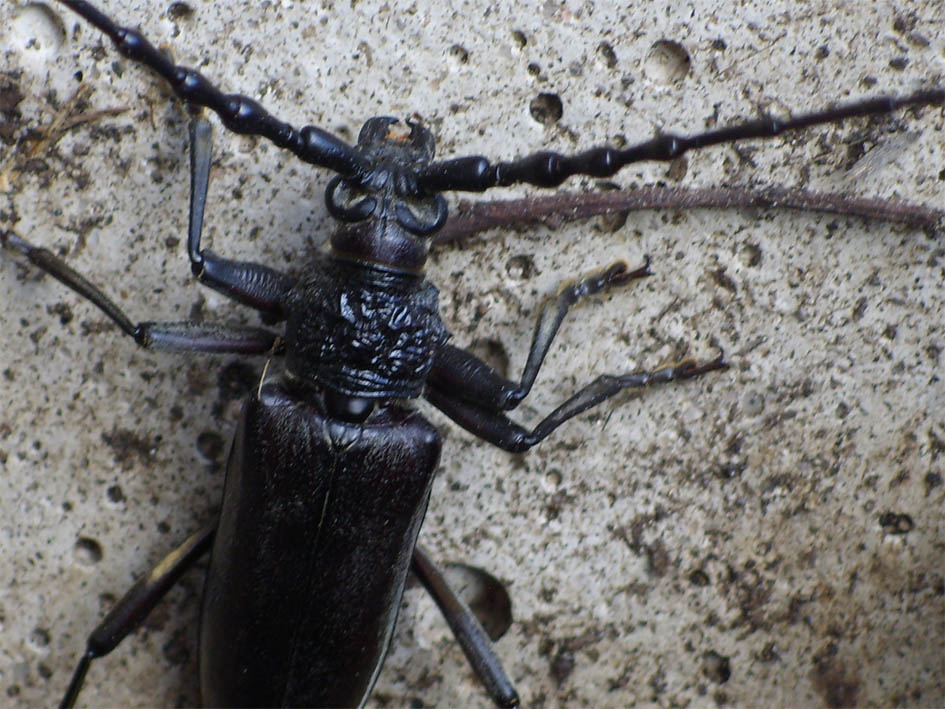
xmin=2 ymin=0 xmax=943 ymax=706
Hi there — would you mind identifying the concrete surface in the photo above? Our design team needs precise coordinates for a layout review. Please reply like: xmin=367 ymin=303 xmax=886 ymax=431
xmin=1 ymin=0 xmax=943 ymax=706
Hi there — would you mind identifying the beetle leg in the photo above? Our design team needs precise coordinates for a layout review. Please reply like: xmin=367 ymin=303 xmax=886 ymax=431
xmin=427 ymin=352 xmax=727 ymax=453
xmin=411 ymin=545 xmax=519 ymax=708
xmin=1 ymin=231 xmax=280 ymax=355
xmin=428 ymin=258 xmax=651 ymax=411
xmin=61 ymin=522 xmax=216 ymax=709
xmin=186 ymin=115 xmax=295 ymax=321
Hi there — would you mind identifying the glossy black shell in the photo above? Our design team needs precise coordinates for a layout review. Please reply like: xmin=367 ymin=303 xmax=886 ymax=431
xmin=200 ymin=373 xmax=441 ymax=707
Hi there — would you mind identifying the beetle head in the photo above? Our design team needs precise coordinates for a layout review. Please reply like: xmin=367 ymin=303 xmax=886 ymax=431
xmin=326 ymin=117 xmax=447 ymax=271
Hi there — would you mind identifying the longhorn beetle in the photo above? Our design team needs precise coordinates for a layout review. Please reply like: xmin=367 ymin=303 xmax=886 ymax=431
xmin=1 ymin=0 xmax=944 ymax=704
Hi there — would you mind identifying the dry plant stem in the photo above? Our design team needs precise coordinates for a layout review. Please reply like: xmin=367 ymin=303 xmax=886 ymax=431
xmin=435 ymin=185 xmax=944 ymax=244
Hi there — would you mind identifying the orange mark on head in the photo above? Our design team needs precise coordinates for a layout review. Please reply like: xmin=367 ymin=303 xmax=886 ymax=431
xmin=386 ymin=123 xmax=410 ymax=142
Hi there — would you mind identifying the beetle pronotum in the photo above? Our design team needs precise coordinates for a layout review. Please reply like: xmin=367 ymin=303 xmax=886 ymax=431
xmin=2 ymin=0 xmax=942 ymax=705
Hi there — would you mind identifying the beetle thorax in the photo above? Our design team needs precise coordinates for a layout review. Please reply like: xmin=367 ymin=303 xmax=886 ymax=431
xmin=282 ymin=255 xmax=450 ymax=400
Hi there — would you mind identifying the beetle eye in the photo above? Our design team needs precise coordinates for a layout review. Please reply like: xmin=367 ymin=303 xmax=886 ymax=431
xmin=395 ymin=194 xmax=448 ymax=236
xmin=325 ymin=176 xmax=378 ymax=221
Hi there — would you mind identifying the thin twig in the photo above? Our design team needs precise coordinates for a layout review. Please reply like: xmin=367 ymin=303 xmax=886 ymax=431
xmin=434 ymin=185 xmax=943 ymax=245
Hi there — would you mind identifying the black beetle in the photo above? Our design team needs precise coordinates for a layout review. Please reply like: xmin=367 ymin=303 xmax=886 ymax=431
xmin=3 ymin=0 xmax=943 ymax=706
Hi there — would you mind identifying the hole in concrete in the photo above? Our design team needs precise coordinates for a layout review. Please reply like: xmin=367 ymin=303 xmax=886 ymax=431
xmin=469 ymin=338 xmax=510 ymax=379
xmin=702 ymin=650 xmax=731 ymax=683
xmin=596 ymin=41 xmax=618 ymax=68
xmin=196 ymin=430 xmax=225 ymax=461
xmin=10 ymin=4 xmax=66 ymax=62
xmin=878 ymin=511 xmax=914 ymax=534
xmin=74 ymin=537 xmax=103 ymax=566
xmin=106 ymin=484 xmax=125 ymax=504
xmin=167 ymin=2 xmax=194 ymax=20
xmin=448 ymin=44 xmax=469 ymax=65
xmin=643 ymin=40 xmax=691 ymax=84
xmin=29 ymin=627 xmax=51 ymax=651
xmin=505 ymin=254 xmax=535 ymax=280
xmin=530 ymin=92 xmax=563 ymax=125
xmin=441 ymin=562 xmax=513 ymax=641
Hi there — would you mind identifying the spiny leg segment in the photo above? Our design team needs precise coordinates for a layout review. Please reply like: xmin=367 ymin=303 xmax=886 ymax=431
xmin=427 ymin=260 xmax=727 ymax=453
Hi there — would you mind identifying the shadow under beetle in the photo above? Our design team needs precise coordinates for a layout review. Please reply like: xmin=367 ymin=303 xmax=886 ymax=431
xmin=3 ymin=0 xmax=943 ymax=706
